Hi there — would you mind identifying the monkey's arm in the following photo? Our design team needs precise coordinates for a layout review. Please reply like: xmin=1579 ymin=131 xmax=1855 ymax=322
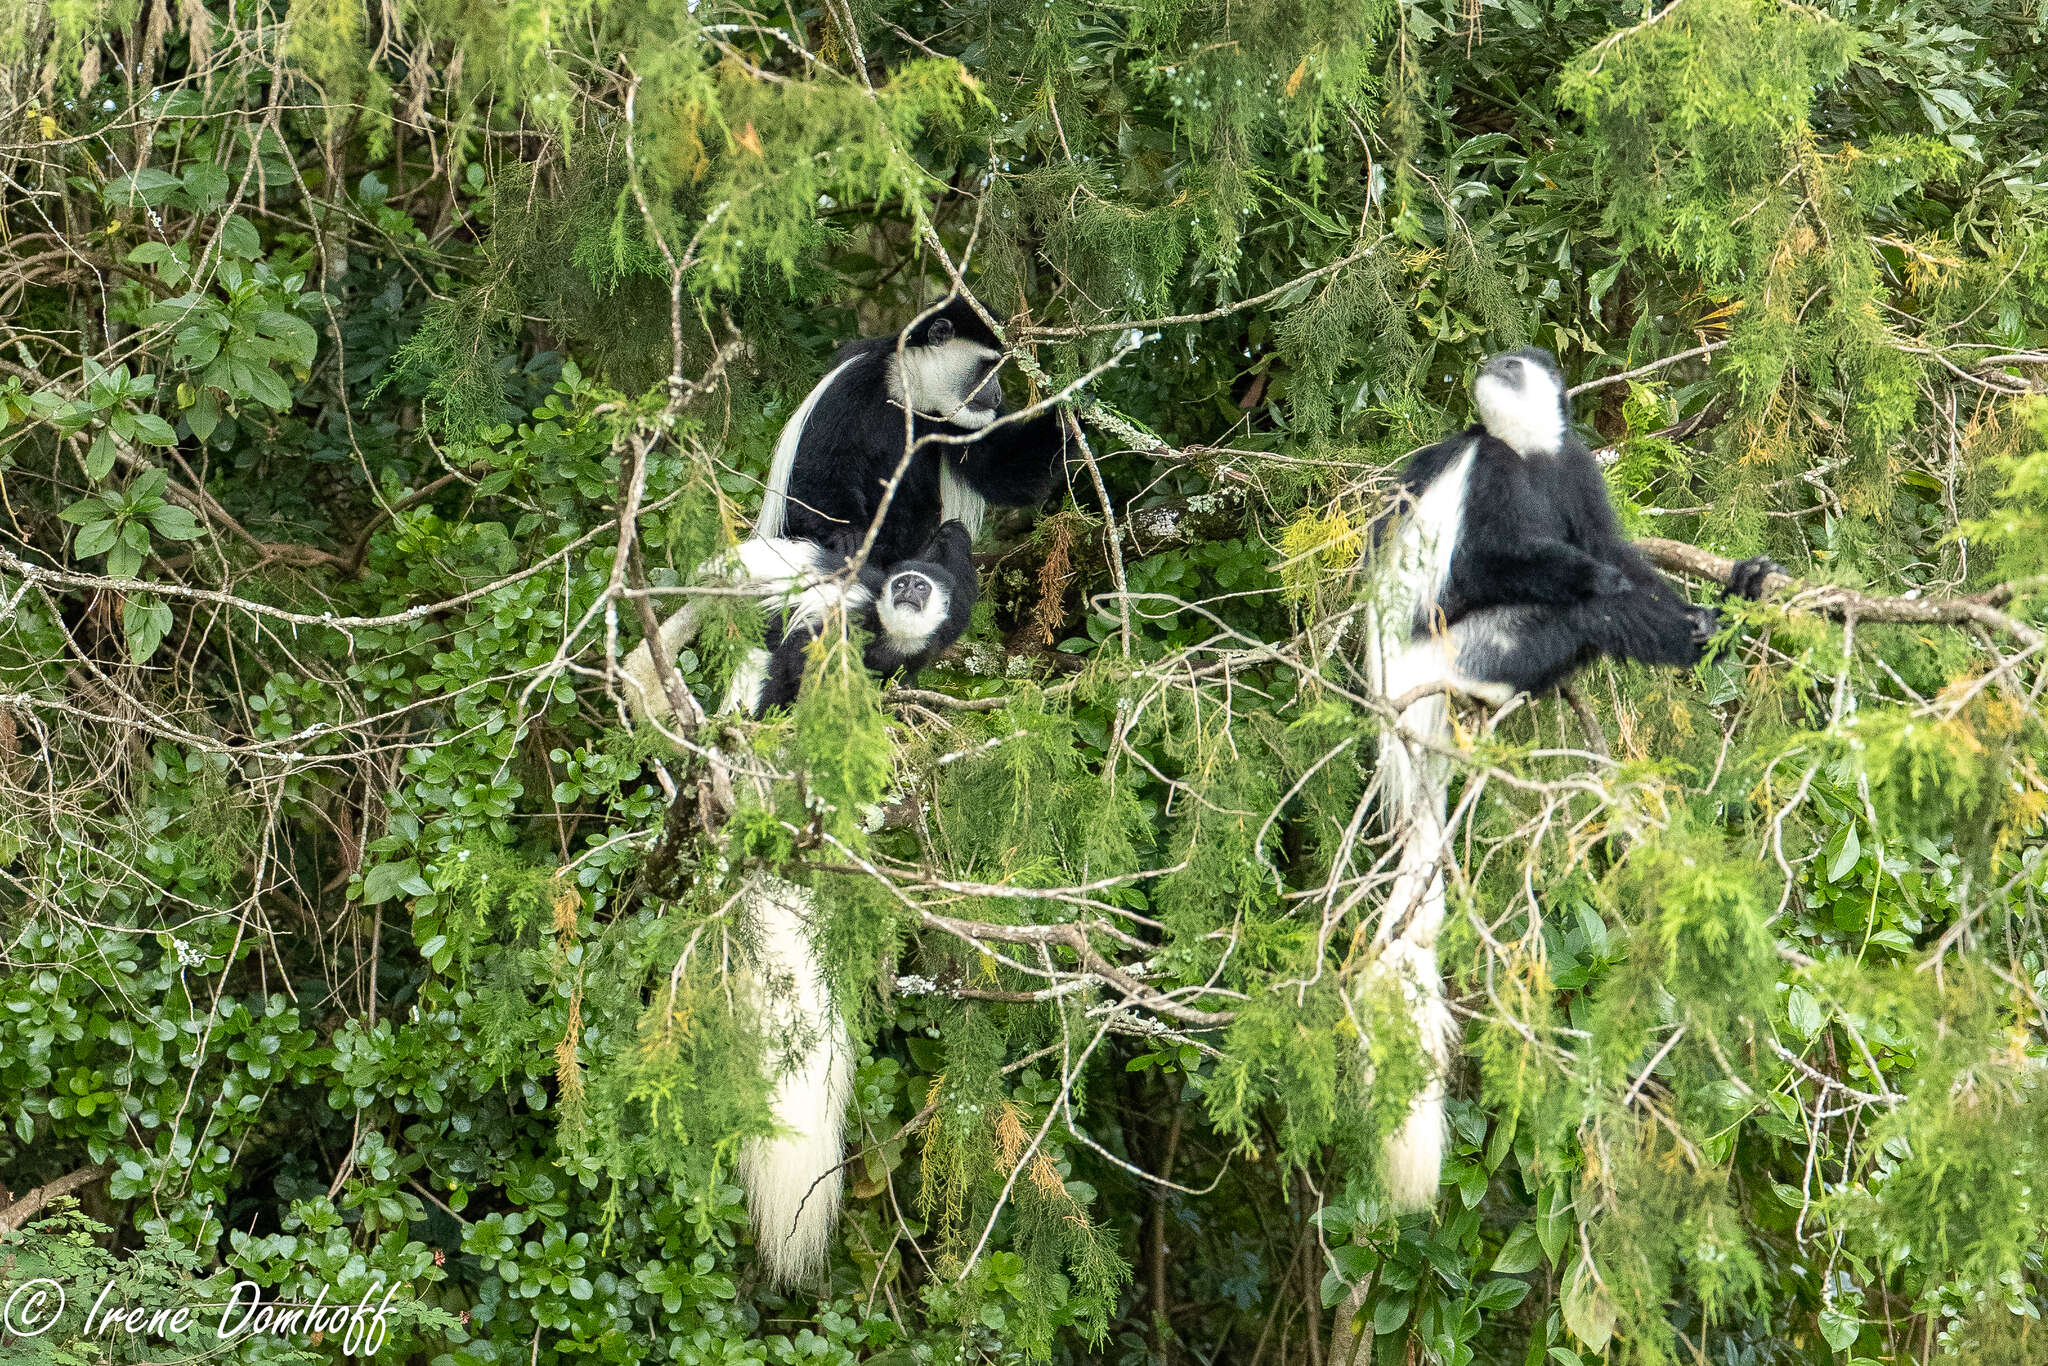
xmin=756 ymin=627 xmax=816 ymax=716
xmin=1454 ymin=539 xmax=1633 ymax=611
xmin=949 ymin=408 xmax=1071 ymax=506
xmin=781 ymin=453 xmax=874 ymax=554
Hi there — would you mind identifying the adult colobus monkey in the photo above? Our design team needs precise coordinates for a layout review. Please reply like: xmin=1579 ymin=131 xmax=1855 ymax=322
xmin=1361 ymin=346 xmax=1777 ymax=1209
xmin=617 ymin=529 xmax=972 ymax=1283
xmin=756 ymin=292 xmax=1070 ymax=564
xmin=617 ymin=530 xmax=975 ymax=1287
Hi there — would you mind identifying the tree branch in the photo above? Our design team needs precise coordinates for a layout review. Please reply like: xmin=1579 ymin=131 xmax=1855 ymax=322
xmin=1634 ymin=537 xmax=2044 ymax=650
xmin=0 ymin=1163 xmax=107 ymax=1233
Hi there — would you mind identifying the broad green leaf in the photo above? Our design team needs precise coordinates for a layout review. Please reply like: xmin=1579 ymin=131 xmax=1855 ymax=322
xmin=1561 ymin=1257 xmax=1614 ymax=1354
xmin=1818 ymin=1308 xmax=1861 ymax=1351
xmin=102 ymin=167 xmax=183 ymax=206
xmin=74 ymin=518 xmax=120 ymax=557
xmin=130 ymin=412 xmax=180 ymax=446
xmin=107 ymin=542 xmax=146 ymax=578
xmin=218 ymin=212 xmax=262 ymax=259
xmin=187 ymin=390 xmax=222 ymax=442
xmin=148 ymin=503 xmax=203 ymax=541
xmin=363 ymin=859 xmax=422 ymax=905
xmin=257 ymin=308 xmax=319 ymax=368
xmin=86 ymin=429 xmax=120 ymax=481
xmin=234 ymin=360 xmax=293 ymax=410
xmin=181 ymin=161 xmax=231 ymax=212
xmin=1786 ymin=987 xmax=1824 ymax=1040
xmin=123 ymin=594 xmax=174 ymax=662
xmin=1827 ymin=825 xmax=1862 ymax=882
xmin=1491 ymin=1222 xmax=1544 ymax=1274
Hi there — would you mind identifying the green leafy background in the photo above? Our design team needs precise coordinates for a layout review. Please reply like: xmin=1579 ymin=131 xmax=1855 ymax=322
xmin=2 ymin=0 xmax=2047 ymax=1363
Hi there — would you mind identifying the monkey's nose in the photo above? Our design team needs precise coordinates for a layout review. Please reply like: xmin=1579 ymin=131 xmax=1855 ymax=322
xmin=967 ymin=372 xmax=1002 ymax=411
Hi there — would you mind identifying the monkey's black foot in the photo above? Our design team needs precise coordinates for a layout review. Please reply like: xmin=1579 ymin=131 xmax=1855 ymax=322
xmin=1725 ymin=556 xmax=1785 ymax=601
xmin=1688 ymin=605 xmax=1722 ymax=651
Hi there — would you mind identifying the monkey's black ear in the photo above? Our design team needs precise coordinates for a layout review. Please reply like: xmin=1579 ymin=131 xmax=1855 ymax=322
xmin=927 ymin=317 xmax=955 ymax=346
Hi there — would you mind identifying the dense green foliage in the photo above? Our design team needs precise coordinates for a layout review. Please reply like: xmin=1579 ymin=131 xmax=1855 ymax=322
xmin=3 ymin=0 xmax=2048 ymax=1363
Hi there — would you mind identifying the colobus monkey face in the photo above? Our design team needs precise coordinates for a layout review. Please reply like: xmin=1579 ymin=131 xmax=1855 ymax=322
xmin=879 ymin=569 xmax=949 ymax=648
xmin=893 ymin=296 xmax=1007 ymax=430
xmin=1471 ymin=346 xmax=1569 ymax=456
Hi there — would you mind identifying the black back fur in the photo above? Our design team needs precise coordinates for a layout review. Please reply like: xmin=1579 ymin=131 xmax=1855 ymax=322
xmin=1393 ymin=402 xmax=1777 ymax=697
xmin=777 ymin=295 xmax=1070 ymax=567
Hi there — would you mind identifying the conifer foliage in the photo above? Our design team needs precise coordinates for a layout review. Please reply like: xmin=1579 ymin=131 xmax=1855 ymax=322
xmin=3 ymin=0 xmax=2048 ymax=1362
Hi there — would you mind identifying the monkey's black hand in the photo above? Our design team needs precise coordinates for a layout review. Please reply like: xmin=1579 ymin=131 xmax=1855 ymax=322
xmin=1725 ymin=556 xmax=1784 ymax=601
xmin=1688 ymin=605 xmax=1722 ymax=651
xmin=1592 ymin=562 xmax=1634 ymax=597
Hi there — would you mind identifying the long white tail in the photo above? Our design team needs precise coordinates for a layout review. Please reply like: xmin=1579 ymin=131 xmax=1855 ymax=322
xmin=736 ymin=874 xmax=856 ymax=1287
xmin=617 ymin=561 xmax=860 ymax=1285
xmin=1359 ymin=507 xmax=1463 ymax=1211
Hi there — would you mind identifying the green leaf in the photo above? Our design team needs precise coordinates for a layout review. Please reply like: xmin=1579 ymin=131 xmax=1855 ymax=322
xmin=86 ymin=429 xmax=120 ymax=481
xmin=1535 ymin=1181 xmax=1572 ymax=1262
xmin=102 ymin=167 xmax=183 ymax=207
xmin=129 ymin=412 xmax=179 ymax=446
xmin=1561 ymin=1257 xmax=1615 ymax=1354
xmin=187 ymin=389 xmax=222 ymax=442
xmin=1491 ymin=1222 xmax=1544 ymax=1274
xmin=74 ymin=518 xmax=121 ymax=558
xmin=257 ymin=308 xmax=319 ymax=368
xmin=123 ymin=594 xmax=174 ymax=662
xmin=59 ymin=495 xmax=110 ymax=524
xmin=1818 ymin=1308 xmax=1861 ymax=1352
xmin=218 ymin=212 xmax=263 ymax=259
xmin=1370 ymin=1292 xmax=1412 ymax=1336
xmin=107 ymin=542 xmax=146 ymax=578
xmin=234 ymin=360 xmax=293 ymax=411
xmin=363 ymin=859 xmax=422 ymax=905
xmin=148 ymin=503 xmax=203 ymax=542
xmin=1827 ymin=825 xmax=1862 ymax=882
xmin=129 ymin=467 xmax=170 ymax=501
xmin=1472 ymin=1278 xmax=1530 ymax=1312
xmin=1786 ymin=987 xmax=1824 ymax=1040
xmin=182 ymin=162 xmax=231 ymax=212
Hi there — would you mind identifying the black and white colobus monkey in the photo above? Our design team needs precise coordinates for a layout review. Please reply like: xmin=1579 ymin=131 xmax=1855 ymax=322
xmin=756 ymin=292 xmax=1070 ymax=564
xmin=1361 ymin=346 xmax=1778 ymax=1211
xmin=617 ymin=531 xmax=975 ymax=1288
xmin=751 ymin=520 xmax=978 ymax=715
xmin=620 ymin=296 xmax=1064 ymax=1288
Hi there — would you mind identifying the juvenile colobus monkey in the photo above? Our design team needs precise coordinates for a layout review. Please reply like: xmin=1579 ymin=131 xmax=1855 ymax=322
xmin=755 ymin=521 xmax=978 ymax=715
xmin=1361 ymin=347 xmax=1777 ymax=1209
xmin=757 ymin=292 xmax=1070 ymax=563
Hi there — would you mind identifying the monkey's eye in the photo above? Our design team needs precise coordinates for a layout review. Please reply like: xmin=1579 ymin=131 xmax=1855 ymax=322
xmin=927 ymin=318 xmax=955 ymax=346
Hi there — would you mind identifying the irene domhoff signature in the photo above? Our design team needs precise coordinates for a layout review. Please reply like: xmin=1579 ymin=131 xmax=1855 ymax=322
xmin=4 ymin=1275 xmax=404 ymax=1356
